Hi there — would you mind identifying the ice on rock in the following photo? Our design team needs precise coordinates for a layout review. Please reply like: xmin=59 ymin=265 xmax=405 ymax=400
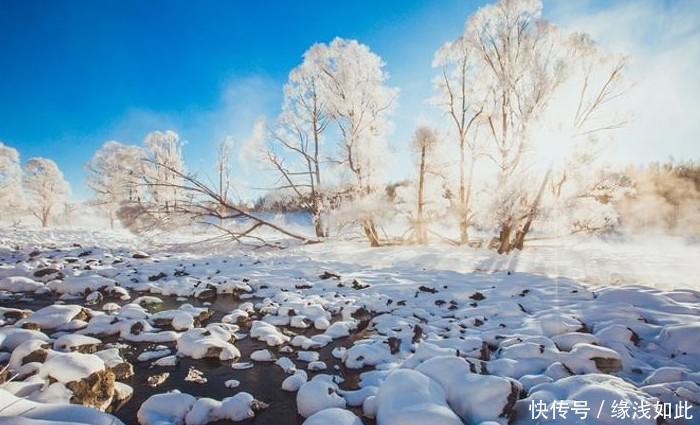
xmin=53 ymin=334 xmax=101 ymax=353
xmin=528 ymin=313 xmax=584 ymax=337
xmin=222 ymin=309 xmax=249 ymax=324
xmin=343 ymin=340 xmax=392 ymax=369
xmin=37 ymin=352 xmax=106 ymax=383
xmin=338 ymin=386 xmax=378 ymax=407
xmin=543 ymin=362 xmax=573 ymax=380
xmin=251 ymin=349 xmax=275 ymax=362
xmin=154 ymin=355 xmax=178 ymax=367
xmin=224 ymin=379 xmax=240 ymax=388
xmin=0 ymin=389 xmax=124 ymax=425
xmin=94 ymin=348 xmax=133 ymax=379
xmin=490 ymin=338 xmax=561 ymax=377
xmin=291 ymin=335 xmax=324 ymax=350
xmin=516 ymin=374 xmax=657 ymax=425
xmin=657 ymin=324 xmax=700 ymax=369
xmin=184 ymin=392 xmax=260 ymax=424
xmin=642 ymin=381 xmax=700 ymax=423
xmin=290 ymin=315 xmax=310 ymax=328
xmin=307 ymin=361 xmax=327 ymax=371
xmin=297 ymin=379 xmax=346 ymax=417
xmin=115 ymin=303 xmax=149 ymax=320
xmin=263 ymin=314 xmax=290 ymax=326
xmin=25 ymin=381 xmax=74 ymax=404
xmin=20 ymin=304 xmax=90 ymax=330
xmin=642 ymin=366 xmax=700 ymax=385
xmin=133 ymin=296 xmax=164 ymax=306
xmin=427 ymin=336 xmax=486 ymax=359
xmin=137 ymin=391 xmax=197 ymax=425
xmin=332 ymin=346 xmax=346 ymax=359
xmin=9 ymin=339 xmax=51 ymax=371
xmin=177 ymin=325 xmax=240 ymax=361
xmin=297 ymin=350 xmax=320 ymax=363
xmin=302 ymin=408 xmax=363 ymax=425
xmin=275 ymin=356 xmax=297 ymax=373
xmin=416 ymin=355 xmax=520 ymax=424
xmin=137 ymin=348 xmax=171 ymax=362
xmin=518 ymin=374 xmax=553 ymax=391
xmin=562 ymin=343 xmax=622 ymax=374
xmin=216 ymin=281 xmax=252 ymax=295
xmin=324 ymin=320 xmax=357 ymax=339
xmin=402 ymin=342 xmax=457 ymax=368
xmin=375 ymin=368 xmax=463 ymax=425
xmin=0 ymin=327 xmax=50 ymax=351
xmin=0 ymin=276 xmax=45 ymax=292
xmin=595 ymin=324 xmax=639 ymax=348
xmin=282 ymin=370 xmax=308 ymax=392
xmin=250 ymin=321 xmax=290 ymax=346
xmin=362 ymin=395 xmax=377 ymax=418
xmin=47 ymin=275 xmax=115 ymax=295
xmin=150 ymin=309 xmax=196 ymax=331
xmin=314 ymin=317 xmax=330 ymax=330
xmin=84 ymin=291 xmax=102 ymax=305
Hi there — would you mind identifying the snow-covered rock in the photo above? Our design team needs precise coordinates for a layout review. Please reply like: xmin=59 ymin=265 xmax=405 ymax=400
xmin=302 ymin=408 xmax=363 ymax=425
xmin=375 ymin=368 xmax=463 ymax=425
xmin=297 ymin=379 xmax=346 ymax=417
xmin=416 ymin=355 xmax=520 ymax=423
xmin=515 ymin=374 xmax=657 ymax=425
xmin=177 ymin=326 xmax=240 ymax=361
xmin=0 ymin=389 xmax=124 ymax=425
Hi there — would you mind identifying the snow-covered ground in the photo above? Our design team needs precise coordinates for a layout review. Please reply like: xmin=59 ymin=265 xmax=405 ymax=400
xmin=0 ymin=225 xmax=698 ymax=424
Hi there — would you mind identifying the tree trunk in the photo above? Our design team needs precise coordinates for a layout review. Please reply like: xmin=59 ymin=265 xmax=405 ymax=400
xmin=458 ymin=138 xmax=468 ymax=244
xmin=362 ymin=219 xmax=380 ymax=247
xmin=416 ymin=146 xmax=427 ymax=244
xmin=41 ymin=206 xmax=50 ymax=228
xmin=314 ymin=218 xmax=326 ymax=238
xmin=496 ymin=223 xmax=512 ymax=254
xmin=511 ymin=168 xmax=551 ymax=251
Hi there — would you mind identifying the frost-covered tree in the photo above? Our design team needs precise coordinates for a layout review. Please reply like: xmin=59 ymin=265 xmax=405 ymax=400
xmin=0 ymin=142 xmax=24 ymax=219
xmin=536 ymin=33 xmax=628 ymax=238
xmin=142 ymin=130 xmax=185 ymax=214
xmin=85 ymin=141 xmax=146 ymax=228
xmin=23 ymin=157 xmax=70 ymax=227
xmin=216 ymin=137 xmax=234 ymax=205
xmin=464 ymin=0 xmax=567 ymax=253
xmin=412 ymin=126 xmax=440 ymax=244
xmin=433 ymin=33 xmax=486 ymax=244
xmin=436 ymin=0 xmax=629 ymax=252
xmin=267 ymin=47 xmax=330 ymax=237
xmin=314 ymin=38 xmax=398 ymax=246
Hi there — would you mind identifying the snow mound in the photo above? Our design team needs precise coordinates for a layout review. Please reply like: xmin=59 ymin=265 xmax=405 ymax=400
xmin=0 ymin=389 xmax=123 ymax=425
xmin=302 ymin=408 xmax=362 ymax=425
xmin=297 ymin=378 xmax=346 ymax=418
xmin=137 ymin=390 xmax=263 ymax=425
xmin=375 ymin=368 xmax=463 ymax=425
xmin=177 ymin=325 xmax=240 ymax=361
xmin=515 ymin=374 xmax=657 ymax=425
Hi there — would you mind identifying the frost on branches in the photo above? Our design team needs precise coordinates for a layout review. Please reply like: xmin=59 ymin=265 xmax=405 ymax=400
xmin=23 ymin=157 xmax=70 ymax=227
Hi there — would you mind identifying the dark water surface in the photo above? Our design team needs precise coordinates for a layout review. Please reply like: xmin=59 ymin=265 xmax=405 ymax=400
xmin=0 ymin=293 xmax=374 ymax=425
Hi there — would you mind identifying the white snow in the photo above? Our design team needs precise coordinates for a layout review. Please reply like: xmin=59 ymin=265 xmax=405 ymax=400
xmin=0 ymin=389 xmax=124 ymax=425
xmin=1 ymin=225 xmax=699 ymax=425
xmin=137 ymin=390 xmax=260 ymax=425
xmin=297 ymin=378 xmax=346 ymax=417
xmin=302 ymin=408 xmax=363 ymax=425
xmin=375 ymin=368 xmax=463 ymax=425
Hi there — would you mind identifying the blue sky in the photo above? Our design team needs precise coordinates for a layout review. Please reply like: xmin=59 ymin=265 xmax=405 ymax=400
xmin=1 ymin=0 xmax=698 ymax=199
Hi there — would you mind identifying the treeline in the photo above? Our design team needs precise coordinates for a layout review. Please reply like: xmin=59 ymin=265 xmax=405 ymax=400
xmin=3 ymin=0 xmax=696 ymax=249
xmin=615 ymin=161 xmax=700 ymax=235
